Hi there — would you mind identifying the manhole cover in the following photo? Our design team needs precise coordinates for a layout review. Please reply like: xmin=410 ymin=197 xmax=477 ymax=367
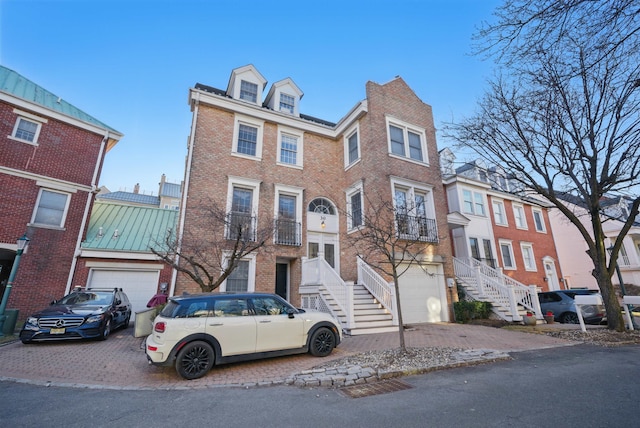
xmin=337 ymin=379 xmax=414 ymax=399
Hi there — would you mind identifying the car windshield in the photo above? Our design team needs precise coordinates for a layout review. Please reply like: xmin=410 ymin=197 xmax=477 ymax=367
xmin=59 ymin=292 xmax=113 ymax=306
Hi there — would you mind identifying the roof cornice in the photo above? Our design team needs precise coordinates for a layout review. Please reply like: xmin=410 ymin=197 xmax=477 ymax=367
xmin=0 ymin=92 xmax=123 ymax=149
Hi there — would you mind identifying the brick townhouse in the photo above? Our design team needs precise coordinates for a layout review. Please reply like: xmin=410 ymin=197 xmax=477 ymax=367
xmin=177 ymin=65 xmax=454 ymax=333
xmin=0 ymin=65 xmax=122 ymax=320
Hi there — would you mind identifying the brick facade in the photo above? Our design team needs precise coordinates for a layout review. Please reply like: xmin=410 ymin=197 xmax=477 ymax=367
xmin=0 ymin=71 xmax=121 ymax=321
xmin=178 ymin=67 xmax=454 ymax=321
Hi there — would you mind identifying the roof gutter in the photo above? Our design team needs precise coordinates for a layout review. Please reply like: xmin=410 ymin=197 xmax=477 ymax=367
xmin=64 ymin=130 xmax=109 ymax=294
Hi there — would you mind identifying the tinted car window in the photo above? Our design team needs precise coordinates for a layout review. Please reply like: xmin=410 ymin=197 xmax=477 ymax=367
xmin=213 ymin=298 xmax=249 ymax=317
xmin=251 ymin=296 xmax=290 ymax=315
xmin=161 ymin=299 xmax=212 ymax=318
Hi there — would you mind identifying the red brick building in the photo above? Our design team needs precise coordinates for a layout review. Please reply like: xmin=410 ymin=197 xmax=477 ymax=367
xmin=178 ymin=65 xmax=454 ymax=333
xmin=0 ymin=65 xmax=122 ymax=321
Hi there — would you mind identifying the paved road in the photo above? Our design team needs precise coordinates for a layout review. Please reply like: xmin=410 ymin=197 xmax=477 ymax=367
xmin=1 ymin=344 xmax=638 ymax=428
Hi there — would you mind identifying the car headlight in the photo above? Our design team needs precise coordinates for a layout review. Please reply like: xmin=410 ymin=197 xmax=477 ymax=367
xmin=86 ymin=315 xmax=104 ymax=324
xmin=24 ymin=317 xmax=39 ymax=330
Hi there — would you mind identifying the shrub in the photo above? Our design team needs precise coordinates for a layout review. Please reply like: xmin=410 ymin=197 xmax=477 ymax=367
xmin=454 ymin=300 xmax=493 ymax=323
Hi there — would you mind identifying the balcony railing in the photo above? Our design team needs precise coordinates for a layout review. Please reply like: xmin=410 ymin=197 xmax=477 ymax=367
xmin=225 ymin=212 xmax=256 ymax=241
xmin=275 ymin=218 xmax=302 ymax=246
xmin=396 ymin=214 xmax=438 ymax=243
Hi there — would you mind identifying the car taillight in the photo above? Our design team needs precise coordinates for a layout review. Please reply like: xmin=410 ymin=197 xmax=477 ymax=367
xmin=154 ymin=321 xmax=166 ymax=333
xmin=147 ymin=345 xmax=158 ymax=351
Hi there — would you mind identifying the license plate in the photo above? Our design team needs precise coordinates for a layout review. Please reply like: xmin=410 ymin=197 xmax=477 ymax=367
xmin=50 ymin=328 xmax=65 ymax=334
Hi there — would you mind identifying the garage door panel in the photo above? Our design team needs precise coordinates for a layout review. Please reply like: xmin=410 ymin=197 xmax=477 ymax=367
xmin=88 ymin=270 xmax=159 ymax=314
xmin=398 ymin=264 xmax=447 ymax=324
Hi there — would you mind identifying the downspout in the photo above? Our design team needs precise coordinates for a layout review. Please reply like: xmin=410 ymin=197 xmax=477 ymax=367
xmin=64 ymin=131 xmax=109 ymax=294
xmin=169 ymin=92 xmax=199 ymax=296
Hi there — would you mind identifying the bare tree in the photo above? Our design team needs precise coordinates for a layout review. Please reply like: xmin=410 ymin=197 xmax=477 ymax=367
xmin=150 ymin=198 xmax=273 ymax=293
xmin=344 ymin=190 xmax=443 ymax=350
xmin=446 ymin=0 xmax=640 ymax=331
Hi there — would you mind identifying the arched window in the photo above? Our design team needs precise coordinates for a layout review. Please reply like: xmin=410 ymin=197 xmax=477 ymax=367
xmin=308 ymin=198 xmax=335 ymax=215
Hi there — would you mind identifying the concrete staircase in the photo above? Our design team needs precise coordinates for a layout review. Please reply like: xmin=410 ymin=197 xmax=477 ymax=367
xmin=320 ymin=283 xmax=397 ymax=335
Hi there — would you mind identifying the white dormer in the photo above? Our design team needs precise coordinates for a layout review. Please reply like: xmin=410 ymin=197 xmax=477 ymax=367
xmin=264 ymin=78 xmax=303 ymax=116
xmin=226 ymin=65 xmax=267 ymax=105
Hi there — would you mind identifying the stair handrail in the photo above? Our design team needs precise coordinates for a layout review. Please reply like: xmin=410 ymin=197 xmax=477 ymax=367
xmin=454 ymin=257 xmax=542 ymax=319
xmin=301 ymin=257 xmax=354 ymax=330
xmin=356 ymin=256 xmax=397 ymax=320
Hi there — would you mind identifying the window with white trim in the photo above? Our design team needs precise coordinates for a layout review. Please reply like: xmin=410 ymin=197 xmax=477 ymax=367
xmin=221 ymin=253 xmax=256 ymax=292
xmin=344 ymin=127 xmax=360 ymax=167
xmin=513 ymin=204 xmax=527 ymax=229
xmin=393 ymin=180 xmax=437 ymax=242
xmin=240 ymin=80 xmax=258 ymax=103
xmin=274 ymin=184 xmax=303 ymax=246
xmin=32 ymin=189 xmax=70 ymax=228
xmin=492 ymin=199 xmax=507 ymax=225
xmin=11 ymin=111 xmax=46 ymax=145
xmin=521 ymin=243 xmax=537 ymax=271
xmin=232 ymin=115 xmax=264 ymax=160
xmin=532 ymin=208 xmax=546 ymax=232
xmin=226 ymin=177 xmax=261 ymax=241
xmin=279 ymin=93 xmax=295 ymax=114
xmin=499 ymin=240 xmax=516 ymax=269
xmin=346 ymin=182 xmax=364 ymax=230
xmin=462 ymin=189 xmax=486 ymax=216
xmin=386 ymin=117 xmax=428 ymax=163
xmin=277 ymin=126 xmax=303 ymax=168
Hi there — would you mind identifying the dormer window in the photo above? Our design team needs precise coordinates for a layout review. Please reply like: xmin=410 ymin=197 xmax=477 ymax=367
xmin=279 ymin=93 xmax=295 ymax=114
xmin=226 ymin=65 xmax=267 ymax=105
xmin=240 ymin=80 xmax=258 ymax=103
xmin=264 ymin=78 xmax=303 ymax=117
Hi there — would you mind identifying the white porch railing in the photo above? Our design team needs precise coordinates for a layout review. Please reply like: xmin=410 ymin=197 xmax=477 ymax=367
xmin=453 ymin=257 xmax=542 ymax=321
xmin=301 ymin=257 xmax=355 ymax=330
xmin=356 ymin=256 xmax=398 ymax=325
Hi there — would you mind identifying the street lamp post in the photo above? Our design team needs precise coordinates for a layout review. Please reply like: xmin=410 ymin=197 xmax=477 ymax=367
xmin=0 ymin=234 xmax=30 ymax=337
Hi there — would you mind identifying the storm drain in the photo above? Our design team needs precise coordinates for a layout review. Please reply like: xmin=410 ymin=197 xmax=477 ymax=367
xmin=337 ymin=379 xmax=414 ymax=399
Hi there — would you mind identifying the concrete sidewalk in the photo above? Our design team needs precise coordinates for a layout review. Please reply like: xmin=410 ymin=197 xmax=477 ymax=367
xmin=0 ymin=323 xmax=581 ymax=390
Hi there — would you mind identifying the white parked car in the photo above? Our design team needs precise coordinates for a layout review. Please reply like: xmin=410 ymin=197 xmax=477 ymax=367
xmin=145 ymin=292 xmax=342 ymax=379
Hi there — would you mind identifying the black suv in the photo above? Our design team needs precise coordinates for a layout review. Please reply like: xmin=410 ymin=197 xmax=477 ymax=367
xmin=20 ymin=287 xmax=132 ymax=343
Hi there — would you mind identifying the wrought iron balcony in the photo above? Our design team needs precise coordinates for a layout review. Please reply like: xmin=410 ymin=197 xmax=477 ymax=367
xmin=225 ymin=212 xmax=257 ymax=241
xmin=275 ymin=218 xmax=302 ymax=246
xmin=395 ymin=214 xmax=438 ymax=243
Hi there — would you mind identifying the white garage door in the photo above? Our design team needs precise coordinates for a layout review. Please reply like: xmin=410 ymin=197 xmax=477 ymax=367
xmin=88 ymin=270 xmax=159 ymax=315
xmin=398 ymin=264 xmax=448 ymax=324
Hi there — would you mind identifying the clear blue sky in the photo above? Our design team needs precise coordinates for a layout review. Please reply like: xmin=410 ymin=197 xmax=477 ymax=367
xmin=1 ymin=0 xmax=499 ymax=195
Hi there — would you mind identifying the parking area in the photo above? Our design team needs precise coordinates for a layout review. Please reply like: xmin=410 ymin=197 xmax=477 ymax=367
xmin=0 ymin=322 xmax=583 ymax=390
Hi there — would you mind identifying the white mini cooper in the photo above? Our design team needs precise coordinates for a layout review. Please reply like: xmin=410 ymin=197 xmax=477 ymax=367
xmin=145 ymin=292 xmax=342 ymax=379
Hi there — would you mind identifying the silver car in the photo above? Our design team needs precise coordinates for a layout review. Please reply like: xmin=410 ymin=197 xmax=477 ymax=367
xmin=538 ymin=289 xmax=606 ymax=324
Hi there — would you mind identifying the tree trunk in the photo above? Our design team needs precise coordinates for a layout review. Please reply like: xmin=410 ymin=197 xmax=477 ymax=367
xmin=392 ymin=266 xmax=406 ymax=351
xmin=593 ymin=259 xmax=625 ymax=332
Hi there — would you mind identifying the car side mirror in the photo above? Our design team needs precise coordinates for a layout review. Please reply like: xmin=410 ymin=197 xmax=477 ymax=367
xmin=287 ymin=308 xmax=296 ymax=319
xmin=50 ymin=300 xmax=57 ymax=305
xmin=115 ymin=299 xmax=121 ymax=305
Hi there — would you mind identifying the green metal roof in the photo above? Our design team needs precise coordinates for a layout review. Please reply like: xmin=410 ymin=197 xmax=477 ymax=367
xmin=82 ymin=202 xmax=178 ymax=252
xmin=0 ymin=65 xmax=121 ymax=134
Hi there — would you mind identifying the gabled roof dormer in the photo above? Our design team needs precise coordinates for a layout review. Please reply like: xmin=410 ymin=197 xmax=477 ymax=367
xmin=226 ymin=64 xmax=267 ymax=105
xmin=263 ymin=78 xmax=304 ymax=116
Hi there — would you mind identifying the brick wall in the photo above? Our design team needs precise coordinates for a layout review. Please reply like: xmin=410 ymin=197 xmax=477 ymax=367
xmin=0 ymin=101 xmax=106 ymax=318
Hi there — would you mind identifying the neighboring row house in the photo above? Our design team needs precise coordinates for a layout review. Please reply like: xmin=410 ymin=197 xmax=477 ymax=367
xmin=441 ymin=152 xmax=562 ymax=321
xmin=97 ymin=174 xmax=183 ymax=211
xmin=547 ymin=193 xmax=640 ymax=292
xmin=0 ymin=65 xmax=123 ymax=318
xmin=178 ymin=65 xmax=455 ymax=334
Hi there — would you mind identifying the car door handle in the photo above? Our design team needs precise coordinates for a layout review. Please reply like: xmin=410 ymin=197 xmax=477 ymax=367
xmin=208 ymin=322 xmax=223 ymax=326
xmin=259 ymin=320 xmax=271 ymax=324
